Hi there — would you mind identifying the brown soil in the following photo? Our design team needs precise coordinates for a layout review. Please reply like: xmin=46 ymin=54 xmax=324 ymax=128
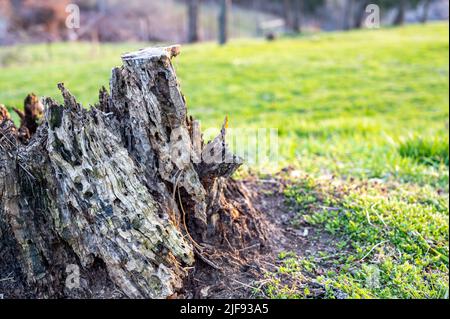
xmin=183 ymin=174 xmax=341 ymax=299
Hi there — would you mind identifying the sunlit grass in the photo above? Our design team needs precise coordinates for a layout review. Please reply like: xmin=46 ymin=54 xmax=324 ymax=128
xmin=263 ymin=175 xmax=449 ymax=299
xmin=399 ymin=134 xmax=449 ymax=167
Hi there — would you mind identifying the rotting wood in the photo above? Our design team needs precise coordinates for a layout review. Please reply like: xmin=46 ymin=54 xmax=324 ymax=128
xmin=13 ymin=93 xmax=44 ymax=142
xmin=0 ymin=45 xmax=269 ymax=299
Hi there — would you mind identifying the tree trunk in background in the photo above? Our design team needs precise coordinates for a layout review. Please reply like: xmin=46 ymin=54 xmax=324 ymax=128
xmin=353 ymin=0 xmax=370 ymax=29
xmin=219 ymin=0 xmax=231 ymax=45
xmin=283 ymin=0 xmax=292 ymax=31
xmin=187 ymin=0 xmax=200 ymax=43
xmin=292 ymin=0 xmax=303 ymax=34
xmin=97 ymin=0 xmax=108 ymax=14
xmin=0 ymin=46 xmax=268 ymax=298
xmin=9 ymin=0 xmax=23 ymax=12
xmin=393 ymin=0 xmax=406 ymax=26
xmin=420 ymin=0 xmax=431 ymax=23
xmin=343 ymin=0 xmax=354 ymax=30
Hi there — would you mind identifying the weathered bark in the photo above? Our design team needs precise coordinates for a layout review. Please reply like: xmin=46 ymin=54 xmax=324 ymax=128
xmin=0 ymin=46 xmax=267 ymax=299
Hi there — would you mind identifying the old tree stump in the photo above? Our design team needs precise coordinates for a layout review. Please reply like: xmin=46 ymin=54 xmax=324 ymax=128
xmin=0 ymin=46 xmax=268 ymax=298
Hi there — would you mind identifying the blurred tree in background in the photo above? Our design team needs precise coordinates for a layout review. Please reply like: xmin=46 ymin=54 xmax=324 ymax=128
xmin=375 ymin=0 xmax=422 ymax=25
xmin=0 ymin=0 xmax=446 ymax=46
xmin=282 ymin=0 xmax=325 ymax=33
xmin=219 ymin=0 xmax=231 ymax=44
xmin=187 ymin=0 xmax=200 ymax=43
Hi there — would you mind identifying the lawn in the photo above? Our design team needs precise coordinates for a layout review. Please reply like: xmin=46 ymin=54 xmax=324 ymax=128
xmin=0 ymin=22 xmax=448 ymax=299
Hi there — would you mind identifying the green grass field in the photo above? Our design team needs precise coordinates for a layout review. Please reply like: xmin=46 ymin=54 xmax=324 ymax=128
xmin=0 ymin=22 xmax=448 ymax=299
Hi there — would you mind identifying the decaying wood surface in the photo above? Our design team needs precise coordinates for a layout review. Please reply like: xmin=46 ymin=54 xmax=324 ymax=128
xmin=13 ymin=93 xmax=44 ymax=142
xmin=0 ymin=46 xmax=268 ymax=299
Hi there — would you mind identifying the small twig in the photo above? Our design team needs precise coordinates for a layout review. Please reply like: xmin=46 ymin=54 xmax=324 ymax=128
xmin=359 ymin=241 xmax=388 ymax=262
xmin=18 ymin=162 xmax=36 ymax=181
xmin=365 ymin=209 xmax=374 ymax=227
xmin=370 ymin=203 xmax=389 ymax=229
xmin=193 ymin=278 xmax=209 ymax=284
xmin=315 ymin=252 xmax=346 ymax=262
xmin=182 ymin=266 xmax=195 ymax=271
xmin=256 ymin=179 xmax=280 ymax=184
xmin=238 ymin=243 xmax=260 ymax=252
xmin=170 ymin=169 xmax=183 ymax=227
xmin=224 ymin=235 xmax=237 ymax=253
xmin=0 ymin=131 xmax=36 ymax=180
xmin=230 ymin=278 xmax=268 ymax=298
xmin=194 ymin=248 xmax=221 ymax=270
xmin=176 ymin=185 xmax=222 ymax=271
xmin=319 ymin=206 xmax=340 ymax=211
xmin=260 ymin=260 xmax=278 ymax=269
xmin=0 ymin=272 xmax=14 ymax=283
xmin=177 ymin=186 xmax=202 ymax=251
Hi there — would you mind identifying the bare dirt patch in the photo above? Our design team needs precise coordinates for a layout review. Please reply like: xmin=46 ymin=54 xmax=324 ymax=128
xmin=184 ymin=173 xmax=343 ymax=299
